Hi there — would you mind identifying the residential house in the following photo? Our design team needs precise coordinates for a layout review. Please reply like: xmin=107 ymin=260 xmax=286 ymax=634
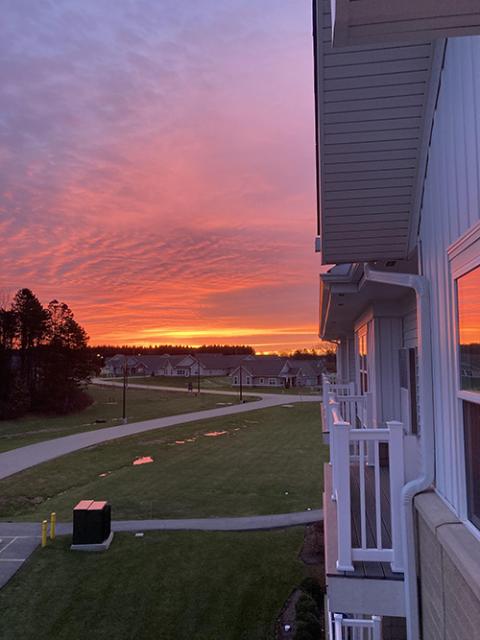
xmin=103 ymin=354 xmax=183 ymax=377
xmin=314 ymin=3 xmax=480 ymax=639
xmin=230 ymin=357 xmax=325 ymax=388
xmin=230 ymin=357 xmax=288 ymax=388
xmin=103 ymin=353 xmax=253 ymax=378
xmin=175 ymin=353 xmax=253 ymax=377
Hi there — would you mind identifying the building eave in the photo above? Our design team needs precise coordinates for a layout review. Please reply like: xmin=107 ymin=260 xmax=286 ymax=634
xmin=314 ymin=1 xmax=445 ymax=264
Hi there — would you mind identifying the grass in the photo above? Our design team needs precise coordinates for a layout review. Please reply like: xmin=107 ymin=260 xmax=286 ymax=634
xmin=0 ymin=384 xmax=246 ymax=453
xmin=127 ymin=374 xmax=234 ymax=391
xmin=0 ymin=528 xmax=305 ymax=640
xmin=125 ymin=375 xmax=321 ymax=395
xmin=0 ymin=403 xmax=326 ymax=521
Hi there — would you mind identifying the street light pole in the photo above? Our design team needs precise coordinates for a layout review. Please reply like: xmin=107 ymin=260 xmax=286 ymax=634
xmin=239 ymin=364 xmax=243 ymax=402
xmin=122 ymin=355 xmax=128 ymax=424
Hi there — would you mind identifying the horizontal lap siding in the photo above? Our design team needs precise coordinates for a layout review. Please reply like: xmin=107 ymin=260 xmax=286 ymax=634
xmin=420 ymin=37 xmax=480 ymax=512
xmin=316 ymin=0 xmax=437 ymax=263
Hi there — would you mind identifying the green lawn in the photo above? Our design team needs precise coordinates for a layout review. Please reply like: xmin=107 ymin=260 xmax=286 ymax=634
xmin=0 ymin=385 xmax=245 ymax=453
xmin=127 ymin=374 xmax=234 ymax=391
xmin=0 ymin=529 xmax=304 ymax=640
xmin=126 ymin=375 xmax=320 ymax=395
xmin=0 ymin=403 xmax=326 ymax=521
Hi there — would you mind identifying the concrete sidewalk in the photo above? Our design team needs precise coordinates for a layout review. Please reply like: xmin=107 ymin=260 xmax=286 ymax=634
xmin=0 ymin=510 xmax=323 ymax=589
xmin=0 ymin=393 xmax=320 ymax=481
xmin=93 ymin=377 xmax=322 ymax=401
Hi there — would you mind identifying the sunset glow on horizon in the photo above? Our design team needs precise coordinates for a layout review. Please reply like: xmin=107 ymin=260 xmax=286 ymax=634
xmin=0 ymin=1 xmax=321 ymax=353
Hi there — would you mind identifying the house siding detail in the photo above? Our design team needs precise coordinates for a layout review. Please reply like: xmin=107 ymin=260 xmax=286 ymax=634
xmin=416 ymin=492 xmax=480 ymax=640
xmin=419 ymin=35 xmax=480 ymax=511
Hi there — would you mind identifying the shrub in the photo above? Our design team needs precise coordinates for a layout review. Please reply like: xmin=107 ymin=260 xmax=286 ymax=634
xmin=297 ymin=612 xmax=322 ymax=637
xmin=293 ymin=622 xmax=315 ymax=640
xmin=299 ymin=577 xmax=325 ymax=607
xmin=295 ymin=594 xmax=320 ymax=619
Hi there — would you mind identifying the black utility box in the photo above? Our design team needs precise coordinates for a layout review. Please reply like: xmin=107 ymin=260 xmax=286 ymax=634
xmin=72 ymin=500 xmax=111 ymax=545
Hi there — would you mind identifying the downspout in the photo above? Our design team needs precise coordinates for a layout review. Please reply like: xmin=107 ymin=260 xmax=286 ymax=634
xmin=363 ymin=264 xmax=434 ymax=640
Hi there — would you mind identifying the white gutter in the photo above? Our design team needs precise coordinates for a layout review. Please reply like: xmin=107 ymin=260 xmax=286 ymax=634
xmin=363 ymin=264 xmax=434 ymax=640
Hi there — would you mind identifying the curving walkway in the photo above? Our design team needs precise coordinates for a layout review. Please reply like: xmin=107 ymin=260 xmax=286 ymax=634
xmin=0 ymin=510 xmax=323 ymax=588
xmin=0 ymin=390 xmax=321 ymax=481
xmin=93 ymin=377 xmax=321 ymax=400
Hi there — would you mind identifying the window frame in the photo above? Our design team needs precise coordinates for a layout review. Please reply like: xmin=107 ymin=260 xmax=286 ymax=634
xmin=449 ymin=221 xmax=480 ymax=526
xmin=357 ymin=324 xmax=368 ymax=395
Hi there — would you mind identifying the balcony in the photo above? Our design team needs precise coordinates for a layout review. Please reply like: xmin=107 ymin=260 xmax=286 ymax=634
xmin=322 ymin=375 xmax=406 ymax=617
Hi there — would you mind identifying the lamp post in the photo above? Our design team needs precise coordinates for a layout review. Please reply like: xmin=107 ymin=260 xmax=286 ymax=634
xmin=122 ymin=354 xmax=128 ymax=424
xmin=239 ymin=364 xmax=243 ymax=402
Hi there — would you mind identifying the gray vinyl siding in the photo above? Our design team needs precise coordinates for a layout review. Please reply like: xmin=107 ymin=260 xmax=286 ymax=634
xmin=419 ymin=36 xmax=480 ymax=511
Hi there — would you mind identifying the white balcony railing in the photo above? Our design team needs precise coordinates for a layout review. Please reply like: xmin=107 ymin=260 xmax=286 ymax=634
xmin=322 ymin=374 xmax=406 ymax=574
xmin=330 ymin=613 xmax=382 ymax=640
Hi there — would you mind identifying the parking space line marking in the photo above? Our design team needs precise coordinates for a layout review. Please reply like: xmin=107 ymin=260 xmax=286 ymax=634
xmin=0 ymin=537 xmax=17 ymax=554
xmin=0 ymin=558 xmax=26 ymax=562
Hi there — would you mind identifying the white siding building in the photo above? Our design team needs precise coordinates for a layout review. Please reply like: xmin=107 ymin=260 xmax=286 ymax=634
xmin=315 ymin=3 xmax=480 ymax=639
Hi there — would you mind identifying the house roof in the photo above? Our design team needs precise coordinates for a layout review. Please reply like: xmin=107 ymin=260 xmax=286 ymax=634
xmin=195 ymin=354 xmax=249 ymax=370
xmin=231 ymin=357 xmax=288 ymax=378
xmin=314 ymin=0 xmax=445 ymax=263
xmin=319 ymin=260 xmax=417 ymax=340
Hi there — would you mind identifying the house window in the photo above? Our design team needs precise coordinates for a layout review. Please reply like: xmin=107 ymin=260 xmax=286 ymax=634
xmin=358 ymin=326 xmax=368 ymax=394
xmin=463 ymin=401 xmax=480 ymax=529
xmin=233 ymin=376 xmax=238 ymax=384
xmin=269 ymin=378 xmax=276 ymax=385
xmin=260 ymin=378 xmax=264 ymax=384
xmin=455 ymin=259 xmax=480 ymax=529
xmin=246 ymin=377 xmax=251 ymax=384
xmin=458 ymin=266 xmax=480 ymax=393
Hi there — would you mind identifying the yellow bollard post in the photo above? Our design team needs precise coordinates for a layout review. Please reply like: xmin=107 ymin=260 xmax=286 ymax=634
xmin=50 ymin=512 xmax=56 ymax=540
xmin=41 ymin=520 xmax=48 ymax=548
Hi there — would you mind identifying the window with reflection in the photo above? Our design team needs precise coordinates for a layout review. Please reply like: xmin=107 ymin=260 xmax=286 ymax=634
xmin=358 ymin=327 xmax=368 ymax=394
xmin=457 ymin=263 xmax=480 ymax=531
xmin=458 ymin=265 xmax=480 ymax=392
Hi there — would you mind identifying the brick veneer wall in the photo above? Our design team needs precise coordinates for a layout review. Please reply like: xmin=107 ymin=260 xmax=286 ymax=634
xmin=416 ymin=492 xmax=480 ymax=640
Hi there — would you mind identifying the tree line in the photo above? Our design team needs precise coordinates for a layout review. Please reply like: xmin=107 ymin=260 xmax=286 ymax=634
xmin=0 ymin=289 xmax=98 ymax=419
xmin=89 ymin=344 xmax=256 ymax=359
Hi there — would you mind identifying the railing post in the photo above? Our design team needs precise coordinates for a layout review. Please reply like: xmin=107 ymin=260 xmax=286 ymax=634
xmin=334 ymin=421 xmax=354 ymax=572
xmin=387 ymin=420 xmax=405 ymax=572
xmin=365 ymin=392 xmax=375 ymax=465
xmin=330 ymin=398 xmax=340 ymax=499
xmin=333 ymin=614 xmax=343 ymax=640
xmin=372 ymin=616 xmax=382 ymax=640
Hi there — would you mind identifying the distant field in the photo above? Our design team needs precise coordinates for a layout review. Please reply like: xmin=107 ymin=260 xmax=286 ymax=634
xmin=0 ymin=385 xmax=244 ymax=453
xmin=123 ymin=375 xmax=320 ymax=395
xmin=0 ymin=529 xmax=304 ymax=640
xmin=0 ymin=403 xmax=326 ymax=521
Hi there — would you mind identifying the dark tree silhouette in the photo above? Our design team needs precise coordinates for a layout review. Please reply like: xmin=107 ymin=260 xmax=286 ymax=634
xmin=0 ymin=290 xmax=96 ymax=419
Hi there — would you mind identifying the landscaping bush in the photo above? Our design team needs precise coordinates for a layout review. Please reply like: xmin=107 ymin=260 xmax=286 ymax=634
xmin=295 ymin=594 xmax=320 ymax=619
xmin=293 ymin=622 xmax=315 ymax=640
xmin=294 ymin=591 xmax=323 ymax=640
xmin=299 ymin=577 xmax=324 ymax=607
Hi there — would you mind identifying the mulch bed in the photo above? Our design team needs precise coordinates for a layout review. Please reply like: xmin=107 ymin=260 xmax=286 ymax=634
xmin=275 ymin=521 xmax=325 ymax=639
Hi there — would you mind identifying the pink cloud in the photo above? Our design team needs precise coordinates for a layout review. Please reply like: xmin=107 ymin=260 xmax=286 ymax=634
xmin=0 ymin=1 xmax=321 ymax=351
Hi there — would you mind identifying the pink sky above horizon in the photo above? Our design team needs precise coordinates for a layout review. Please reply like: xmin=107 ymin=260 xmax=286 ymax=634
xmin=0 ymin=1 xmax=323 ymax=352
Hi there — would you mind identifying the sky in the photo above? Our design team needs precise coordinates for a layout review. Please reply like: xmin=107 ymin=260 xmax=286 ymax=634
xmin=0 ymin=0 xmax=322 ymax=352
